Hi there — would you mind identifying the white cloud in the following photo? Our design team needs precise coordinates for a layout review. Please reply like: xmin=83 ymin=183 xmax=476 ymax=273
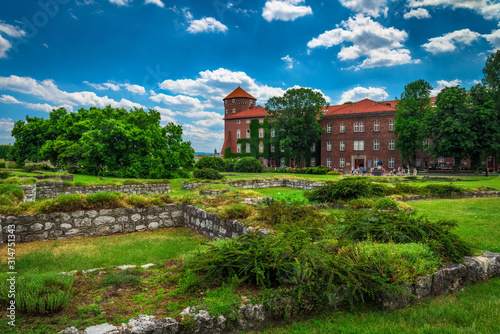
xmin=430 ymin=79 xmax=461 ymax=96
xmin=308 ymin=15 xmax=418 ymax=69
xmin=403 ymin=8 xmax=431 ymax=19
xmin=338 ymin=0 xmax=388 ymax=18
xmin=407 ymin=0 xmax=500 ymax=21
xmin=123 ymin=83 xmax=146 ymax=95
xmin=262 ymin=0 xmax=313 ymax=22
xmin=0 ymin=21 xmax=26 ymax=38
xmin=150 ymin=92 xmax=208 ymax=110
xmin=338 ymin=86 xmax=388 ymax=104
xmin=0 ymin=94 xmax=66 ymax=113
xmin=281 ymin=55 xmax=294 ymax=69
xmin=0 ymin=36 xmax=12 ymax=58
xmin=84 ymin=81 xmax=146 ymax=94
xmin=187 ymin=17 xmax=228 ymax=34
xmin=182 ymin=123 xmax=225 ymax=150
xmin=0 ymin=118 xmax=14 ymax=135
xmin=469 ymin=79 xmax=481 ymax=85
xmin=42 ymin=43 xmax=49 ymax=48
xmin=484 ymin=29 xmax=500 ymax=50
xmin=145 ymin=0 xmax=164 ymax=8
xmin=0 ymin=75 xmax=146 ymax=110
xmin=422 ymin=29 xmax=482 ymax=54
xmin=109 ymin=0 xmax=132 ymax=6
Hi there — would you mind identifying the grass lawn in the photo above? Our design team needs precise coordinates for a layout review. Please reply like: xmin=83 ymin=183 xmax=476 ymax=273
xmin=409 ymin=197 xmax=500 ymax=253
xmin=0 ymin=228 xmax=206 ymax=275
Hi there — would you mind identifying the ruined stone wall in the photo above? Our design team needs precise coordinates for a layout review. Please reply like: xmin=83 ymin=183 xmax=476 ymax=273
xmin=182 ymin=178 xmax=324 ymax=191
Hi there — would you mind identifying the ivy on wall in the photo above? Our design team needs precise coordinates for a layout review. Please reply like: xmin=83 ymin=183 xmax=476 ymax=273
xmin=225 ymin=118 xmax=321 ymax=167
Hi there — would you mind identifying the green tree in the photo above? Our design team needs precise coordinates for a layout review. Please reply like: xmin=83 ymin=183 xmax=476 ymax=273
xmin=265 ymin=87 xmax=327 ymax=168
xmin=424 ymin=86 xmax=475 ymax=174
xmin=8 ymin=116 xmax=51 ymax=165
xmin=0 ymin=145 xmax=11 ymax=160
xmin=394 ymin=79 xmax=432 ymax=169
xmin=482 ymin=50 xmax=500 ymax=93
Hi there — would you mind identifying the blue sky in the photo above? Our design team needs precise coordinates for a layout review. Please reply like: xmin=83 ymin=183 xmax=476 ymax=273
xmin=0 ymin=0 xmax=499 ymax=152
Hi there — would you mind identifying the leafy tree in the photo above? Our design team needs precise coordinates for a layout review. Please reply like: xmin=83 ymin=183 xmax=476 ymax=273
xmin=394 ymin=79 xmax=432 ymax=169
xmin=235 ymin=157 xmax=264 ymax=173
xmin=195 ymin=156 xmax=225 ymax=171
xmin=424 ymin=86 xmax=475 ymax=174
xmin=265 ymin=88 xmax=327 ymax=168
xmin=482 ymin=50 xmax=500 ymax=93
xmin=0 ymin=145 xmax=11 ymax=160
xmin=8 ymin=116 xmax=51 ymax=165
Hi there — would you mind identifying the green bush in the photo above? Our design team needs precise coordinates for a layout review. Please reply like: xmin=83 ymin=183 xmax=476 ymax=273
xmin=218 ymin=204 xmax=253 ymax=220
xmin=193 ymin=168 xmax=223 ymax=180
xmin=271 ymin=192 xmax=310 ymax=206
xmin=22 ymin=164 xmax=52 ymax=172
xmin=224 ymin=159 xmax=237 ymax=172
xmin=425 ymin=184 xmax=464 ymax=197
xmin=306 ymin=179 xmax=378 ymax=202
xmin=374 ymin=198 xmax=399 ymax=211
xmin=235 ymin=157 xmax=264 ymax=173
xmin=337 ymin=210 xmax=474 ymax=262
xmin=195 ymin=156 xmax=226 ymax=172
xmin=327 ymin=171 xmax=341 ymax=175
xmin=0 ymin=184 xmax=24 ymax=206
xmin=0 ymin=162 xmax=5 ymax=168
xmin=393 ymin=183 xmax=427 ymax=195
xmin=348 ymin=198 xmax=374 ymax=210
xmin=0 ymin=171 xmax=12 ymax=179
xmin=0 ymin=273 xmax=73 ymax=314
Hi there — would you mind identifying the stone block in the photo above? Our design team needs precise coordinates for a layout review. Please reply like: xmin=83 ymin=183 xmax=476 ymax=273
xmin=414 ymin=276 xmax=432 ymax=300
xmin=94 ymin=216 xmax=116 ymax=226
xmin=378 ymin=283 xmax=415 ymax=310
xmin=45 ymin=222 xmax=55 ymax=230
xmin=97 ymin=225 xmax=111 ymax=235
xmin=464 ymin=256 xmax=489 ymax=284
xmin=131 ymin=214 xmax=142 ymax=222
xmin=482 ymin=251 xmax=500 ymax=278
xmin=117 ymin=216 xmax=129 ymax=223
xmin=60 ymin=223 xmax=73 ymax=230
xmin=84 ymin=323 xmax=120 ymax=334
xmin=148 ymin=222 xmax=159 ymax=230
xmin=75 ymin=218 xmax=92 ymax=228
xmin=86 ymin=210 xmax=99 ymax=218
xmin=30 ymin=223 xmax=44 ymax=232
xmin=432 ymin=263 xmax=467 ymax=296
xmin=136 ymin=225 xmax=146 ymax=231
xmin=66 ymin=228 xmax=81 ymax=236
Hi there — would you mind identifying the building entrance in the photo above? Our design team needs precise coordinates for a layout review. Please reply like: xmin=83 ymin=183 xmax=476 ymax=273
xmin=354 ymin=159 xmax=364 ymax=168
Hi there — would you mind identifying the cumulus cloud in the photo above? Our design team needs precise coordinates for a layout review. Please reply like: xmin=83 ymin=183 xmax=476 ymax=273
xmin=84 ymin=81 xmax=146 ymax=94
xmin=0 ymin=21 xmax=26 ymax=38
xmin=0 ymin=36 xmax=12 ymax=59
xmin=145 ymin=0 xmax=164 ymax=8
xmin=108 ymin=0 xmax=132 ymax=6
xmin=281 ymin=55 xmax=294 ymax=69
xmin=484 ymin=29 xmax=500 ymax=50
xmin=407 ymin=0 xmax=500 ymax=21
xmin=308 ymin=15 xmax=418 ymax=69
xmin=262 ymin=0 xmax=313 ymax=22
xmin=337 ymin=86 xmax=388 ymax=104
xmin=187 ymin=17 xmax=228 ymax=34
xmin=123 ymin=83 xmax=146 ymax=95
xmin=403 ymin=8 xmax=431 ymax=19
xmin=0 ymin=75 xmax=146 ymax=110
xmin=150 ymin=92 xmax=209 ymax=111
xmin=422 ymin=29 xmax=483 ymax=54
xmin=338 ymin=0 xmax=388 ymax=18
xmin=430 ymin=79 xmax=461 ymax=96
xmin=0 ymin=94 xmax=67 ymax=113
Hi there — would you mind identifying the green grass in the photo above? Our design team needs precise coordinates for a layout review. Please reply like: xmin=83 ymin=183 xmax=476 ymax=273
xmin=257 ymin=278 xmax=500 ymax=334
xmin=0 ymin=228 xmax=206 ymax=274
xmin=409 ymin=197 xmax=500 ymax=252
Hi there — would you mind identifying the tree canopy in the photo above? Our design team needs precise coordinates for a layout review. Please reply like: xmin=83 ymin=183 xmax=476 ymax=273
xmin=482 ymin=50 xmax=500 ymax=93
xmin=265 ymin=87 xmax=327 ymax=168
xmin=394 ymin=79 xmax=432 ymax=169
xmin=9 ymin=106 xmax=194 ymax=178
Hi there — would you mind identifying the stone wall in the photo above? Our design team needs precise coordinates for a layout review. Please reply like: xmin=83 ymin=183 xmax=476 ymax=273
xmin=0 ymin=203 xmax=259 ymax=244
xmin=183 ymin=178 xmax=324 ymax=191
xmin=19 ymin=184 xmax=36 ymax=203
xmin=20 ymin=181 xmax=170 ymax=202
xmin=396 ymin=190 xmax=500 ymax=201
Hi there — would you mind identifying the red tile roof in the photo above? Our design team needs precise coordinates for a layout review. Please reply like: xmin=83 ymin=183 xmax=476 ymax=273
xmin=224 ymin=105 xmax=268 ymax=119
xmin=324 ymin=99 xmax=395 ymax=116
xmin=224 ymin=87 xmax=256 ymax=100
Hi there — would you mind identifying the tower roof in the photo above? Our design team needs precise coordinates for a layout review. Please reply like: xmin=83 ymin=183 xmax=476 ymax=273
xmin=223 ymin=87 xmax=256 ymax=100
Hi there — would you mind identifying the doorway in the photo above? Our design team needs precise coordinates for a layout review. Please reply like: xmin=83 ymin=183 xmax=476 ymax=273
xmin=354 ymin=159 xmax=364 ymax=168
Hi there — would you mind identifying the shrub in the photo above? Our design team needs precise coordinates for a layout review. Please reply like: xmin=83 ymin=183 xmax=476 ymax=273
xmin=0 ymin=273 xmax=73 ymax=314
xmin=393 ymin=183 xmax=427 ymax=195
xmin=22 ymin=164 xmax=52 ymax=172
xmin=217 ymin=204 xmax=253 ymax=220
xmin=193 ymin=168 xmax=223 ymax=180
xmin=271 ymin=192 xmax=310 ymax=206
xmin=327 ymin=171 xmax=341 ymax=175
xmin=0 ymin=171 xmax=12 ymax=179
xmin=0 ymin=162 xmax=5 ymax=168
xmin=337 ymin=210 xmax=474 ymax=262
xmin=348 ymin=198 xmax=374 ymax=210
xmin=0 ymin=184 xmax=24 ymax=206
xmin=306 ymin=179 xmax=375 ymax=202
xmin=103 ymin=269 xmax=143 ymax=288
xmin=224 ymin=159 xmax=237 ymax=172
xmin=425 ymin=184 xmax=464 ymax=197
xmin=195 ymin=156 xmax=226 ymax=172
xmin=235 ymin=157 xmax=264 ymax=173
xmin=374 ymin=198 xmax=399 ymax=211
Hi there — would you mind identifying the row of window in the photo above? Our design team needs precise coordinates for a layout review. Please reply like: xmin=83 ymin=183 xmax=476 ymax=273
xmin=225 ymin=99 xmax=254 ymax=105
xmin=237 ymin=142 xmax=266 ymax=154
xmin=325 ymin=157 xmax=396 ymax=169
xmin=326 ymin=139 xmax=395 ymax=151
xmin=236 ymin=128 xmax=265 ymax=139
xmin=326 ymin=120 xmax=394 ymax=133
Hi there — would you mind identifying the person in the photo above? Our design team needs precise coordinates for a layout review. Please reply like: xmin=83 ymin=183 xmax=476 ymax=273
xmin=413 ymin=168 xmax=417 ymax=176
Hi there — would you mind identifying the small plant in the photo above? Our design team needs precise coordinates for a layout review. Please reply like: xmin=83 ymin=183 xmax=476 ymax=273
xmin=203 ymin=284 xmax=241 ymax=321
xmin=193 ymin=168 xmax=223 ymax=180
xmin=0 ymin=184 xmax=24 ymax=206
xmin=327 ymin=171 xmax=341 ymax=175
xmin=348 ymin=198 xmax=374 ymax=210
xmin=271 ymin=192 xmax=310 ymax=206
xmin=102 ymin=269 xmax=143 ymax=288
xmin=374 ymin=198 xmax=399 ymax=211
xmin=0 ymin=162 xmax=6 ymax=168
xmin=0 ymin=171 xmax=11 ymax=179
xmin=217 ymin=203 xmax=253 ymax=220
xmin=425 ymin=184 xmax=464 ymax=197
xmin=0 ymin=273 xmax=73 ymax=314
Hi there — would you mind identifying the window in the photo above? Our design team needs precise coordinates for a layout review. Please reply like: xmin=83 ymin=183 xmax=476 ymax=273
xmin=246 ymin=129 xmax=250 ymax=138
xmin=271 ymin=129 xmax=275 ymax=137
xmin=232 ymin=99 xmax=235 ymax=103
xmin=246 ymin=143 xmax=250 ymax=153
xmin=280 ymin=157 xmax=285 ymax=167
xmin=237 ymin=120 xmax=241 ymax=124
xmin=340 ymin=140 xmax=345 ymax=151
xmin=259 ymin=118 xmax=264 ymax=123
xmin=416 ymin=159 xmax=421 ymax=167
xmin=389 ymin=139 xmax=395 ymax=150
xmin=236 ymin=130 xmax=241 ymax=138
xmin=388 ymin=157 xmax=395 ymax=168
xmin=373 ymin=139 xmax=379 ymax=150
xmin=237 ymin=144 xmax=241 ymax=153
xmin=327 ymin=141 xmax=332 ymax=151
xmin=354 ymin=140 xmax=364 ymax=151
xmin=225 ymin=100 xmax=227 ymax=105
xmin=438 ymin=157 xmax=444 ymax=163
xmin=259 ymin=142 xmax=264 ymax=153
xmin=271 ymin=145 xmax=275 ymax=153
xmin=259 ymin=128 xmax=264 ymax=138
xmin=232 ymin=108 xmax=236 ymax=113
xmin=340 ymin=158 xmax=345 ymax=168
xmin=389 ymin=119 xmax=394 ymax=131
xmin=326 ymin=158 xmax=332 ymax=168
xmin=311 ymin=144 xmax=316 ymax=152
xmin=326 ymin=123 xmax=332 ymax=133
xmin=340 ymin=122 xmax=345 ymax=133
xmin=246 ymin=119 xmax=250 ymax=124
xmin=311 ymin=158 xmax=316 ymax=167
xmin=374 ymin=120 xmax=380 ymax=132
xmin=374 ymin=157 xmax=379 ymax=165
xmin=354 ymin=121 xmax=364 ymax=132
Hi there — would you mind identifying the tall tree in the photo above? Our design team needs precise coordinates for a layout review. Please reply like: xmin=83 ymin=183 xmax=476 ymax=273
xmin=394 ymin=79 xmax=432 ymax=169
xmin=265 ymin=88 xmax=327 ymax=168
xmin=8 ymin=116 xmax=51 ymax=165
xmin=424 ymin=86 xmax=475 ymax=174
xmin=482 ymin=50 xmax=500 ymax=93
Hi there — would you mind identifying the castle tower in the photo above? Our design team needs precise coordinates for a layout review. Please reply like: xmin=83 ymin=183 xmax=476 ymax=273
xmin=223 ymin=87 xmax=257 ymax=115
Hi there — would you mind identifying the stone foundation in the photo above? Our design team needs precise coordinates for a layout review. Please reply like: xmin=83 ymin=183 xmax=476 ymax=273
xmin=183 ymin=178 xmax=324 ymax=191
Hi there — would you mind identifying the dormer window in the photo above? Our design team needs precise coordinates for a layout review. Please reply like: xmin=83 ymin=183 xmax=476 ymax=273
xmin=232 ymin=108 xmax=236 ymax=113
